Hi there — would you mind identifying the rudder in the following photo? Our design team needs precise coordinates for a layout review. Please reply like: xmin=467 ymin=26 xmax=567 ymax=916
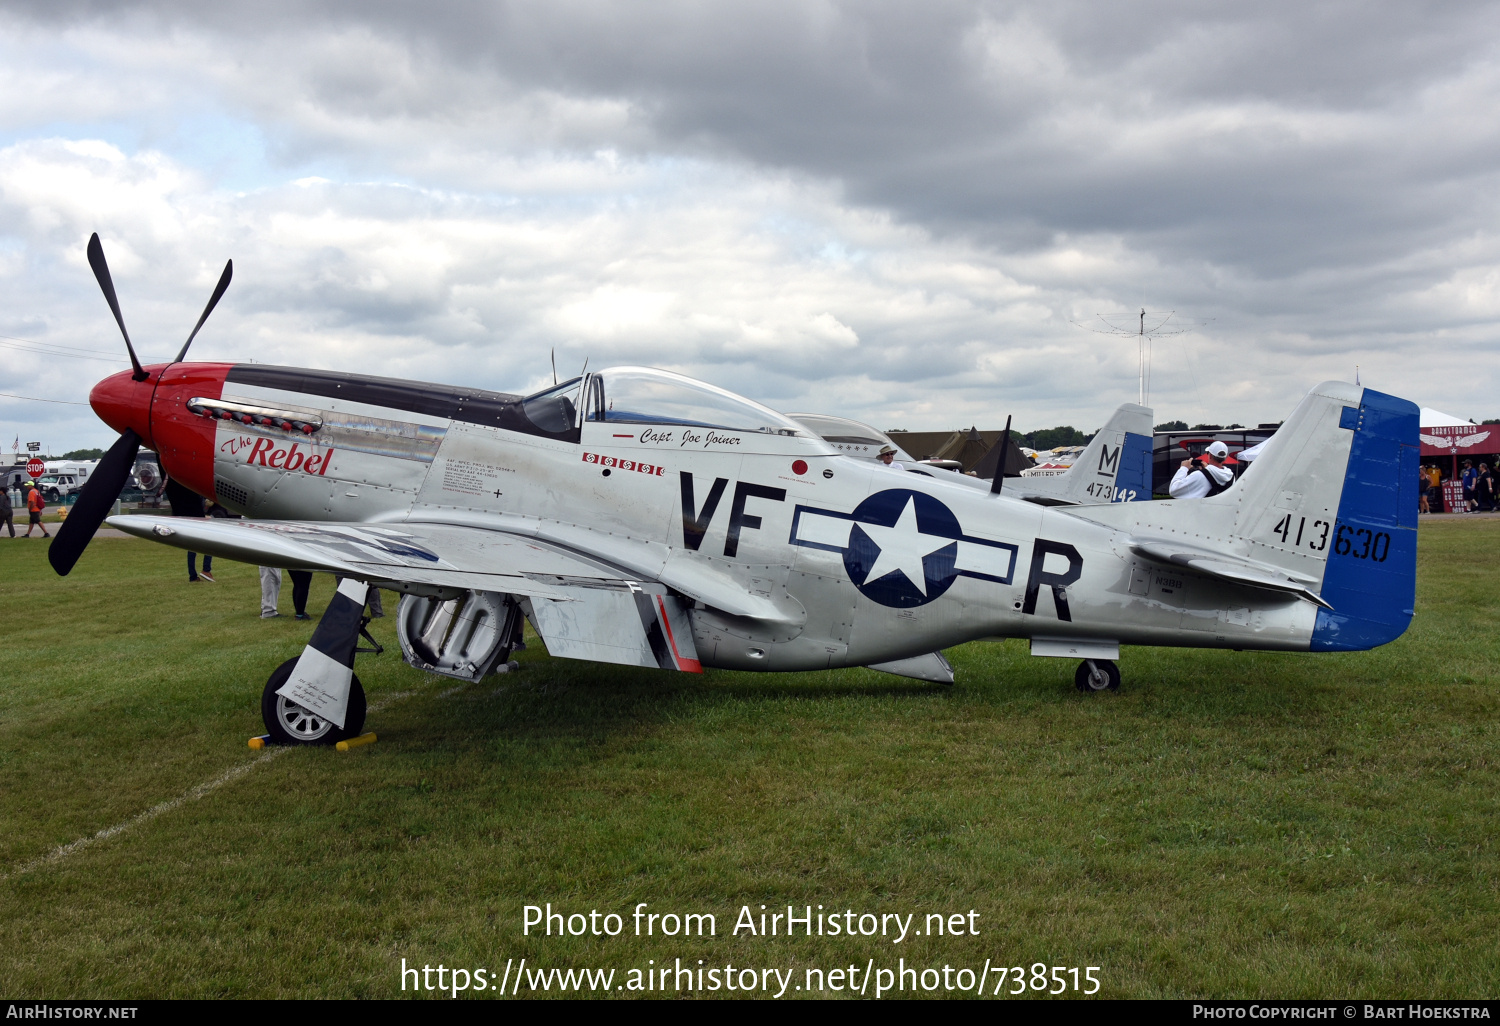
xmin=1310 ymin=389 xmax=1419 ymax=651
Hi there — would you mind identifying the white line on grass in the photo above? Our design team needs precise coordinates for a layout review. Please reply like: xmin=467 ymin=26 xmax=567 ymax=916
xmin=2 ymin=689 xmax=416 ymax=882
xmin=2 ymin=750 xmax=288 ymax=882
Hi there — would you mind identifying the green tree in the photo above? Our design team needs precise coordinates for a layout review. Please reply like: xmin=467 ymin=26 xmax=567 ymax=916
xmin=1155 ymin=420 xmax=1188 ymax=431
xmin=1024 ymin=426 xmax=1089 ymax=450
xmin=61 ymin=448 xmax=105 ymax=460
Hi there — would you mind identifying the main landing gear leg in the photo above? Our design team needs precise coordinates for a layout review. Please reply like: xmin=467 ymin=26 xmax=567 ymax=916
xmin=261 ymin=578 xmax=375 ymax=745
xmin=1074 ymin=658 xmax=1121 ymax=693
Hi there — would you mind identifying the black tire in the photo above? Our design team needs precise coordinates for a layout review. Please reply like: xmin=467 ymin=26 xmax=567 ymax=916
xmin=1074 ymin=658 xmax=1121 ymax=693
xmin=260 ymin=657 xmax=367 ymax=745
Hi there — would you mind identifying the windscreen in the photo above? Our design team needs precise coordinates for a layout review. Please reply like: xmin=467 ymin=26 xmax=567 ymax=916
xmin=520 ymin=377 xmax=581 ymax=434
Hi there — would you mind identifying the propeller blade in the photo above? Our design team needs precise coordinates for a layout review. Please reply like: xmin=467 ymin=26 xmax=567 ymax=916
xmin=989 ymin=415 xmax=1013 ymax=496
xmin=173 ymin=259 xmax=233 ymax=363
xmin=551 ymin=348 xmax=557 ymax=385
xmin=86 ymin=233 xmax=148 ymax=382
xmin=48 ymin=428 xmax=141 ymax=576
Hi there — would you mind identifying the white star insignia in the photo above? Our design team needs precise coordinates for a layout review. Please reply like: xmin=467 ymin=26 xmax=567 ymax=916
xmin=857 ymin=497 xmax=953 ymax=595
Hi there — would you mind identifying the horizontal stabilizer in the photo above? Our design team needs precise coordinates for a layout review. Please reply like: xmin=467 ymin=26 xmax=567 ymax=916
xmin=1129 ymin=540 xmax=1333 ymax=609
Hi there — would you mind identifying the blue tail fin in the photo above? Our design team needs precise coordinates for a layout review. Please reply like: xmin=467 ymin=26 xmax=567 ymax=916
xmin=1309 ymin=389 xmax=1419 ymax=651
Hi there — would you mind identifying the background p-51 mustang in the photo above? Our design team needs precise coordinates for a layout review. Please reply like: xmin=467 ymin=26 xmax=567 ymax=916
xmin=55 ymin=236 xmax=1420 ymax=745
xmin=793 ymin=403 xmax=1155 ymax=506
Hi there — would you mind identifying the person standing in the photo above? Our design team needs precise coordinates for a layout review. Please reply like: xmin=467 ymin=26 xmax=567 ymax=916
xmin=1478 ymin=462 xmax=1495 ymax=513
xmin=23 ymin=482 xmax=49 ymax=537
xmin=0 ymin=484 xmax=13 ymax=537
xmin=1461 ymin=459 xmax=1478 ymax=513
xmin=289 ymin=569 xmax=313 ymax=621
xmin=1425 ymin=463 xmax=1443 ymax=512
xmin=260 ymin=567 xmax=283 ymax=618
xmin=876 ymin=444 xmax=905 ymax=471
xmin=187 ymin=548 xmax=214 ymax=583
xmin=1418 ymin=464 xmax=1431 ymax=514
xmin=1169 ymin=441 xmax=1234 ymax=498
xmin=165 ymin=474 xmax=214 ymax=581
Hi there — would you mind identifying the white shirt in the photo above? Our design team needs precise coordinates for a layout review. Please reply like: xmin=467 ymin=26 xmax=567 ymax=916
xmin=879 ymin=459 xmax=905 ymax=471
xmin=1169 ymin=461 xmax=1233 ymax=498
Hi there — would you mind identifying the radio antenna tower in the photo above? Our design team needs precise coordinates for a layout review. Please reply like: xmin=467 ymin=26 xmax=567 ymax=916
xmin=1072 ymin=308 xmax=1195 ymax=406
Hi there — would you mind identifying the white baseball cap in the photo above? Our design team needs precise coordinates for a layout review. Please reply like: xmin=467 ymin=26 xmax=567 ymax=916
xmin=1206 ymin=441 xmax=1229 ymax=458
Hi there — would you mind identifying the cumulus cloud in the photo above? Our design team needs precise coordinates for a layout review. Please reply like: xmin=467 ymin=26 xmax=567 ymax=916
xmin=2 ymin=1 xmax=1499 ymax=452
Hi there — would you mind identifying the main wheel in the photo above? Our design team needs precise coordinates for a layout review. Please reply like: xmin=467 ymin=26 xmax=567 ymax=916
xmin=260 ymin=657 xmax=367 ymax=745
xmin=1074 ymin=658 xmax=1121 ymax=693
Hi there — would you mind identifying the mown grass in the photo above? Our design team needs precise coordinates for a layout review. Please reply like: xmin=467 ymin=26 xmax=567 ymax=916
xmin=0 ymin=522 xmax=1497 ymax=999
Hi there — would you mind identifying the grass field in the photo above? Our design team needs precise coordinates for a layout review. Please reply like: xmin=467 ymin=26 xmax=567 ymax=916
xmin=1 ymin=521 xmax=1497 ymax=999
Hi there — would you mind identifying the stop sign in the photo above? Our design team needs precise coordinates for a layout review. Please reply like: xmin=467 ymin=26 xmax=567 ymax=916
xmin=26 ymin=457 xmax=45 ymax=478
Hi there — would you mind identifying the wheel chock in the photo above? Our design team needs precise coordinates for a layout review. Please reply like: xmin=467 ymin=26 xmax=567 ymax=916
xmin=336 ymin=732 xmax=377 ymax=752
xmin=248 ymin=734 xmax=271 ymax=750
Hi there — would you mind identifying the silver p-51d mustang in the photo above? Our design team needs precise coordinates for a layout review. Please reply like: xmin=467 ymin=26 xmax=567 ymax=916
xmin=55 ymin=236 xmax=1420 ymax=745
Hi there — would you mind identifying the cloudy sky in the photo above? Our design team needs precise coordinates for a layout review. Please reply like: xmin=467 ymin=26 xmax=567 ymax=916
xmin=3 ymin=1 xmax=1499 ymax=452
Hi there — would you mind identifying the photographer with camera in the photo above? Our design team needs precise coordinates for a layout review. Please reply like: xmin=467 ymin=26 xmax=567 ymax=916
xmin=1169 ymin=440 xmax=1234 ymax=498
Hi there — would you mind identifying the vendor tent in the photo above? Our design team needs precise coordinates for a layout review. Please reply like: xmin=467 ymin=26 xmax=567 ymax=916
xmin=1417 ymin=407 xmax=1494 ymax=512
xmin=971 ymin=435 xmax=1034 ymax=480
xmin=1419 ymin=407 xmax=1472 ymax=427
xmin=930 ymin=427 xmax=992 ymax=471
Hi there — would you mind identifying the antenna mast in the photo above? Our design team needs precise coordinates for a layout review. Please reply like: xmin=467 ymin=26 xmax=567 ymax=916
xmin=1138 ymin=309 xmax=1146 ymax=407
xmin=1071 ymin=308 xmax=1200 ymax=407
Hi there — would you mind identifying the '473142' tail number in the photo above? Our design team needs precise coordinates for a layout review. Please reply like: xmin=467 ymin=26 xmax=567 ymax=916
xmin=1085 ymin=482 xmax=1137 ymax=502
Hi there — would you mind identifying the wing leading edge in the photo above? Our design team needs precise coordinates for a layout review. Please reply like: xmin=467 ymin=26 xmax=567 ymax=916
xmin=106 ymin=515 xmax=702 ymax=672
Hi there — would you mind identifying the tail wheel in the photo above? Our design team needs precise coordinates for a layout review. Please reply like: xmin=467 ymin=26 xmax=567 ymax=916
xmin=1074 ymin=658 xmax=1121 ymax=693
xmin=260 ymin=657 xmax=367 ymax=745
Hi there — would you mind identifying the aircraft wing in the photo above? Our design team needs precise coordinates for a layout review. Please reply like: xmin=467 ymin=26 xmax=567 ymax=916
xmin=106 ymin=515 xmax=704 ymax=672
xmin=1128 ymin=539 xmax=1334 ymax=609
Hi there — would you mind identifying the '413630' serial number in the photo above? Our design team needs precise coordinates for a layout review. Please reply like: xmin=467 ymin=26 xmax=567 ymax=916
xmin=1271 ymin=514 xmax=1391 ymax=562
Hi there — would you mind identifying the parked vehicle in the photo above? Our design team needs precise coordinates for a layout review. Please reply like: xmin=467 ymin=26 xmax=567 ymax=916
xmin=37 ymin=473 xmax=83 ymax=502
xmin=44 ymin=459 xmax=100 ymax=480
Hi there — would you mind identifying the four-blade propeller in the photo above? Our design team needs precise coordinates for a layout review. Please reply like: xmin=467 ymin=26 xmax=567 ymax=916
xmin=48 ymin=234 xmax=232 ymax=576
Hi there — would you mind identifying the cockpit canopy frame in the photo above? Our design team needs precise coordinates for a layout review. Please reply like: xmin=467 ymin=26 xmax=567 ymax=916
xmin=514 ymin=366 xmax=834 ymax=455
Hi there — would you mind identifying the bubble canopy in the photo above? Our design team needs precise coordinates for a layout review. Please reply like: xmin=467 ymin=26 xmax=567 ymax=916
xmin=584 ymin=367 xmax=807 ymax=436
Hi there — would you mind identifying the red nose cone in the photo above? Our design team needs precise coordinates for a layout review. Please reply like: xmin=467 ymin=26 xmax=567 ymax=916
xmin=89 ymin=367 xmax=158 ymax=445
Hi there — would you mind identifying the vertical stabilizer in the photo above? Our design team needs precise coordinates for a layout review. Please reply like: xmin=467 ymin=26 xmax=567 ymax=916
xmin=1013 ymin=402 xmax=1153 ymax=505
xmin=1309 ymin=391 xmax=1420 ymax=649
xmin=1064 ymin=381 xmax=1419 ymax=652
xmin=1231 ymin=383 xmax=1418 ymax=648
